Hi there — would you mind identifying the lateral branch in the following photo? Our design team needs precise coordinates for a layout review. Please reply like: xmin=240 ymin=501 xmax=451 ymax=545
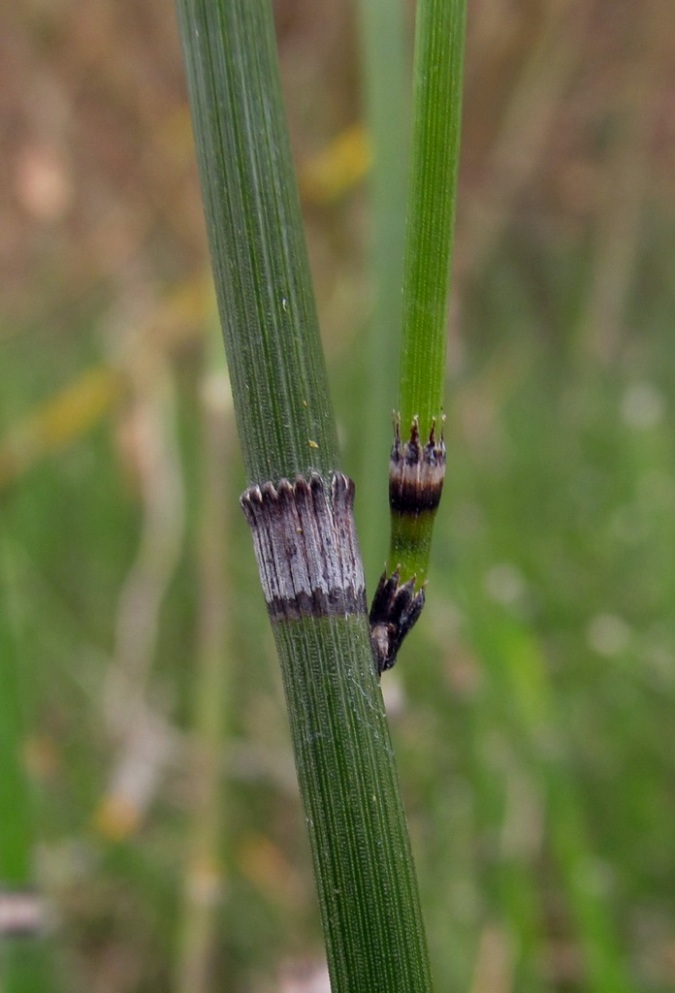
xmin=369 ymin=415 xmax=448 ymax=672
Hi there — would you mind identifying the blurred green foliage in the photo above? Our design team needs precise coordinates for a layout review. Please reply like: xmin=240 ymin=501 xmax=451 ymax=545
xmin=2 ymin=1 xmax=675 ymax=991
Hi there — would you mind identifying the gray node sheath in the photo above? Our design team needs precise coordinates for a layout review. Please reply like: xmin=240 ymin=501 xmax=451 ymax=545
xmin=240 ymin=472 xmax=367 ymax=623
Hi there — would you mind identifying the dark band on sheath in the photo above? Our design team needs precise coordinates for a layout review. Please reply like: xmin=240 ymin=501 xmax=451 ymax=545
xmin=241 ymin=472 xmax=366 ymax=622
xmin=389 ymin=416 xmax=446 ymax=515
xmin=0 ymin=889 xmax=50 ymax=937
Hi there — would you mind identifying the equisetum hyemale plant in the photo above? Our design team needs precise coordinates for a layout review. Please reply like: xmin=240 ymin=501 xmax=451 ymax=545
xmin=369 ymin=0 xmax=466 ymax=673
xmin=175 ymin=0 xmax=465 ymax=988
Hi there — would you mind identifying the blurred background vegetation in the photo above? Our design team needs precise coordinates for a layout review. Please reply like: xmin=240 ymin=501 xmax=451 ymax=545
xmin=2 ymin=0 xmax=675 ymax=991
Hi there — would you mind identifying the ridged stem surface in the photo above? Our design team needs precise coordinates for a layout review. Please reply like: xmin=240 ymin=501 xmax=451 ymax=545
xmin=175 ymin=2 xmax=434 ymax=989
xmin=399 ymin=0 xmax=467 ymax=433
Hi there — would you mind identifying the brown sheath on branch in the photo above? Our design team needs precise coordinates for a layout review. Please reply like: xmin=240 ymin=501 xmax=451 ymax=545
xmin=369 ymin=416 xmax=447 ymax=673
xmin=369 ymin=570 xmax=425 ymax=674
xmin=389 ymin=415 xmax=446 ymax=516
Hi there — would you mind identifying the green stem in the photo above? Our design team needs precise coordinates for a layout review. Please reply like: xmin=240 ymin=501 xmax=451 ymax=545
xmin=176 ymin=0 xmax=337 ymax=486
xmin=399 ymin=0 xmax=467 ymax=431
xmin=275 ymin=616 xmax=432 ymax=992
xmin=388 ymin=0 xmax=467 ymax=586
xmin=175 ymin=1 xmax=434 ymax=989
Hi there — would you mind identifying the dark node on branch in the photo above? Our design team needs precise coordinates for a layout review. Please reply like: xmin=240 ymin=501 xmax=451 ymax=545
xmin=389 ymin=414 xmax=446 ymax=515
xmin=0 ymin=888 xmax=50 ymax=938
xmin=369 ymin=570 xmax=425 ymax=674
xmin=241 ymin=472 xmax=366 ymax=622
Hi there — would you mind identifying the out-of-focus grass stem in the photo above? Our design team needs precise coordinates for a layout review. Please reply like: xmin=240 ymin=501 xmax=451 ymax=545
xmin=355 ymin=0 xmax=410 ymax=587
xmin=471 ymin=608 xmax=632 ymax=993
xmin=176 ymin=350 xmax=233 ymax=993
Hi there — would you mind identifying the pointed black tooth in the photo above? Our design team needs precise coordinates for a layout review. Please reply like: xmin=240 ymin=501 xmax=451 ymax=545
xmin=369 ymin=571 xmax=393 ymax=623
